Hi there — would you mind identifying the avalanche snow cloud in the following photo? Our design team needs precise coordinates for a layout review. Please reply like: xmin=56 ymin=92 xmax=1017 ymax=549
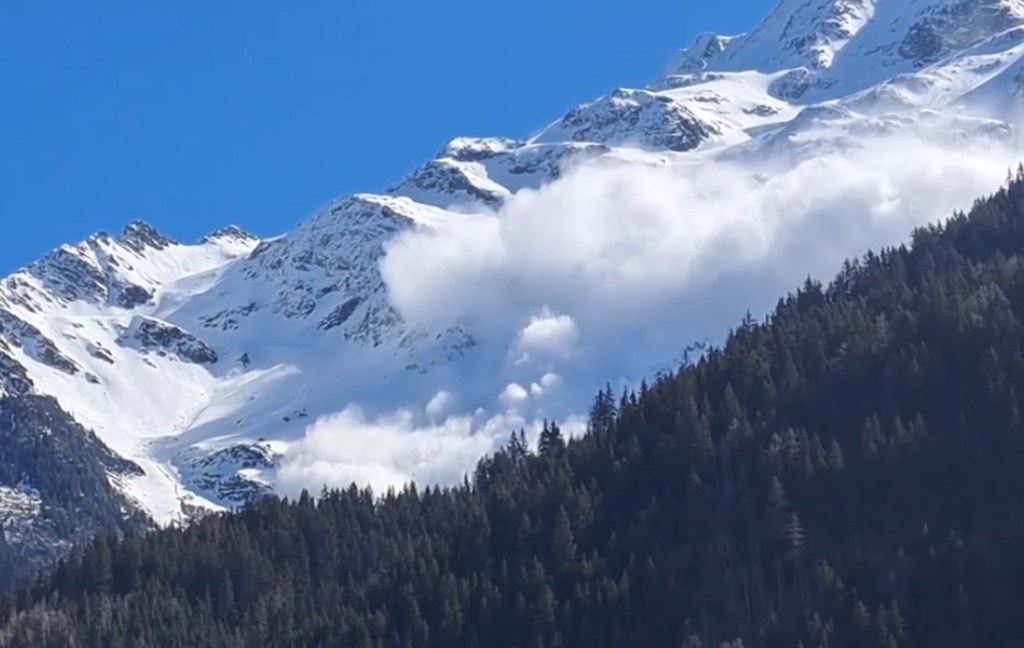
xmin=276 ymin=408 xmax=583 ymax=496
xmin=385 ymin=133 xmax=1015 ymax=375
xmin=274 ymin=131 xmax=1020 ymax=496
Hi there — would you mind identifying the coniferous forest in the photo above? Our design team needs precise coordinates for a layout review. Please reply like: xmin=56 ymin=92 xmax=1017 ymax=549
xmin=8 ymin=171 xmax=1024 ymax=646
xmin=0 ymin=395 xmax=147 ymax=589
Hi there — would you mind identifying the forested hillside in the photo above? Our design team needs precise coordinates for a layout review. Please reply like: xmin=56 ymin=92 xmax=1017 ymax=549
xmin=0 ymin=395 xmax=146 ymax=591
xmin=8 ymin=170 xmax=1024 ymax=647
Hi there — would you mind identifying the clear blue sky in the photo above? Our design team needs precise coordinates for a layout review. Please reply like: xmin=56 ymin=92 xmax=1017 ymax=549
xmin=0 ymin=1 xmax=773 ymax=273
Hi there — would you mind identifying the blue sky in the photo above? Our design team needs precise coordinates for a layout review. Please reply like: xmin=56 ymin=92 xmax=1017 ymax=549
xmin=0 ymin=1 xmax=773 ymax=273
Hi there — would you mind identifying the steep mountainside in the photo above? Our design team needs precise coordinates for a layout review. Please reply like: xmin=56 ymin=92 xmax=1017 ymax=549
xmin=9 ymin=158 xmax=1024 ymax=648
xmin=0 ymin=395 xmax=146 ymax=588
xmin=3 ymin=0 xmax=1024 ymax=578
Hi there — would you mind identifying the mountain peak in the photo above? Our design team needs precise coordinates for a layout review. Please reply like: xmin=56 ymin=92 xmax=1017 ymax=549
xmin=201 ymin=225 xmax=260 ymax=245
xmin=119 ymin=220 xmax=176 ymax=252
xmin=665 ymin=0 xmax=1024 ymax=89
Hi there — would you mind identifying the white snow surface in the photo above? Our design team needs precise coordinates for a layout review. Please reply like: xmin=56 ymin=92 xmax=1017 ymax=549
xmin=4 ymin=0 xmax=1024 ymax=524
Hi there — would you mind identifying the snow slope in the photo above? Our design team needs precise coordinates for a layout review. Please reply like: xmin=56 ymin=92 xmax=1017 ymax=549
xmin=3 ymin=0 xmax=1024 ymax=525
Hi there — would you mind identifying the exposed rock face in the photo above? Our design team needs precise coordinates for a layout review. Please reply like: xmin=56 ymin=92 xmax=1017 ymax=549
xmin=318 ymin=298 xmax=363 ymax=331
xmin=0 ymin=310 xmax=78 ymax=375
xmin=119 ymin=220 xmax=176 ymax=253
xmin=535 ymin=89 xmax=719 ymax=152
xmin=113 ymin=283 xmax=154 ymax=309
xmin=179 ymin=443 xmax=280 ymax=505
xmin=769 ymin=68 xmax=817 ymax=100
xmin=120 ymin=316 xmax=218 ymax=365
xmin=386 ymin=160 xmax=510 ymax=208
xmin=16 ymin=222 xmax=172 ymax=309
xmin=666 ymin=0 xmax=1024 ymax=100
xmin=201 ymin=225 xmax=260 ymax=246
xmin=898 ymin=0 xmax=1024 ymax=64
xmin=235 ymin=195 xmax=421 ymax=345
xmin=0 ymin=352 xmax=32 ymax=398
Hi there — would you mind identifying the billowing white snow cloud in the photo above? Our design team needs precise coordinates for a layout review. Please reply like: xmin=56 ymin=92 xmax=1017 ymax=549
xmin=515 ymin=309 xmax=579 ymax=361
xmin=530 ymin=372 xmax=562 ymax=397
xmin=275 ymin=406 xmax=500 ymax=496
xmin=277 ymin=129 xmax=1022 ymax=497
xmin=499 ymin=383 xmax=530 ymax=408
xmin=381 ymin=132 xmax=1021 ymax=387
xmin=275 ymin=406 xmax=585 ymax=496
xmin=425 ymin=390 xmax=455 ymax=420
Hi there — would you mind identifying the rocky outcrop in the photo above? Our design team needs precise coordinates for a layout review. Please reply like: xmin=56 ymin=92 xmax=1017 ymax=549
xmin=119 ymin=316 xmax=218 ymax=365
xmin=118 ymin=220 xmax=176 ymax=253
xmin=0 ymin=310 xmax=78 ymax=375
xmin=535 ymin=89 xmax=719 ymax=152
xmin=179 ymin=443 xmax=281 ymax=506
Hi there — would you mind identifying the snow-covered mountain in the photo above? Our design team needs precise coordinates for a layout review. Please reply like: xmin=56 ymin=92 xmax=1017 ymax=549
xmin=4 ymin=0 xmax=1024 ymax=570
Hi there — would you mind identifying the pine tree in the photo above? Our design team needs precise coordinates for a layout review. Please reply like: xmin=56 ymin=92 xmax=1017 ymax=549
xmin=538 ymin=422 xmax=565 ymax=456
xmin=550 ymin=506 xmax=577 ymax=567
